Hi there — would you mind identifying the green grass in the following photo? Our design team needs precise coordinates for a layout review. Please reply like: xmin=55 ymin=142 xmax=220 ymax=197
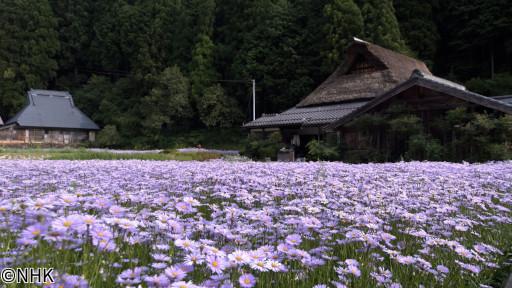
xmin=0 ymin=148 xmax=221 ymax=161
xmin=161 ymin=128 xmax=247 ymax=150
xmin=2 ymin=220 xmax=510 ymax=288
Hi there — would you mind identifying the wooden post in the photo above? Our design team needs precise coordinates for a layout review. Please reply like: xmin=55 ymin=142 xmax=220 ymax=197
xmin=89 ymin=131 xmax=95 ymax=142
xmin=25 ymin=129 xmax=29 ymax=143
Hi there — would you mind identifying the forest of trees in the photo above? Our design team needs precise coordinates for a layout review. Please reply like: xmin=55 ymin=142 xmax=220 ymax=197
xmin=0 ymin=0 xmax=511 ymax=147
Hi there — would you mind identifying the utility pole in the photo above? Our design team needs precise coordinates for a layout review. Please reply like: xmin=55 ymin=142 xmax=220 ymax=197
xmin=214 ymin=79 xmax=256 ymax=121
xmin=252 ymin=79 xmax=256 ymax=121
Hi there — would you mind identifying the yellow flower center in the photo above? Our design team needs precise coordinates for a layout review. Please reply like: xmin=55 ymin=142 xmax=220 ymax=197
xmin=32 ymin=229 xmax=41 ymax=236
xmin=244 ymin=278 xmax=251 ymax=284
xmin=212 ymin=261 xmax=218 ymax=267
xmin=63 ymin=221 xmax=72 ymax=227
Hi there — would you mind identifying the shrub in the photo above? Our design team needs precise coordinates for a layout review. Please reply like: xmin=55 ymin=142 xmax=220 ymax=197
xmin=96 ymin=125 xmax=122 ymax=148
xmin=405 ymin=133 xmax=445 ymax=161
xmin=242 ymin=131 xmax=283 ymax=160
xmin=306 ymin=139 xmax=339 ymax=161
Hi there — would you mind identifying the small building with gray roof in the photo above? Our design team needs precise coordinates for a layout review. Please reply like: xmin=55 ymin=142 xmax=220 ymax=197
xmin=0 ymin=89 xmax=99 ymax=145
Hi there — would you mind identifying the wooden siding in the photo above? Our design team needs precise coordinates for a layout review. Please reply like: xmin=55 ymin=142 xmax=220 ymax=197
xmin=0 ymin=126 xmax=95 ymax=144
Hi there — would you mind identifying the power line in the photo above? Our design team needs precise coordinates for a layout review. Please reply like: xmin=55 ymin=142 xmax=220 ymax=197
xmin=212 ymin=79 xmax=253 ymax=83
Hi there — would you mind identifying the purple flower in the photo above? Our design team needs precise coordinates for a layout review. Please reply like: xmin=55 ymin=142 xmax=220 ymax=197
xmin=145 ymin=274 xmax=170 ymax=287
xmin=164 ymin=265 xmax=187 ymax=281
xmin=52 ymin=215 xmax=84 ymax=233
xmin=239 ymin=274 xmax=256 ymax=288
xmin=206 ymin=255 xmax=225 ymax=274
xmin=436 ymin=264 xmax=449 ymax=274
xmin=61 ymin=274 xmax=88 ymax=288
xmin=285 ymin=234 xmax=302 ymax=246
xmin=116 ymin=267 xmax=146 ymax=285
xmin=18 ymin=224 xmax=47 ymax=246
xmin=171 ymin=281 xmax=198 ymax=288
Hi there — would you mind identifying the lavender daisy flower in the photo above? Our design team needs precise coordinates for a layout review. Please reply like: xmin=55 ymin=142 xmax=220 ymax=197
xmin=206 ymin=255 xmax=225 ymax=274
xmin=285 ymin=234 xmax=302 ymax=246
xmin=228 ymin=250 xmax=250 ymax=265
xmin=185 ymin=252 xmax=205 ymax=266
xmin=18 ymin=224 xmax=47 ymax=246
xmin=436 ymin=264 xmax=449 ymax=274
xmin=145 ymin=274 xmax=170 ymax=287
xmin=239 ymin=274 xmax=256 ymax=288
xmin=61 ymin=274 xmax=88 ymax=288
xmin=164 ymin=265 xmax=187 ymax=281
xmin=171 ymin=281 xmax=198 ymax=288
xmin=116 ymin=267 xmax=146 ymax=285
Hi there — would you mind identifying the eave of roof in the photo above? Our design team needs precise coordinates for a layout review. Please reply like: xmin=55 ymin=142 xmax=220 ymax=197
xmin=243 ymin=101 xmax=368 ymax=129
xmin=325 ymin=71 xmax=512 ymax=131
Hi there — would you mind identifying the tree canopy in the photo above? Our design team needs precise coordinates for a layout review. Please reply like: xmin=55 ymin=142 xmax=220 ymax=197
xmin=0 ymin=0 xmax=510 ymax=147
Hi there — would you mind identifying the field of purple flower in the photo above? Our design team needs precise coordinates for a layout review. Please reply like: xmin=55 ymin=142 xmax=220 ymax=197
xmin=0 ymin=160 xmax=511 ymax=288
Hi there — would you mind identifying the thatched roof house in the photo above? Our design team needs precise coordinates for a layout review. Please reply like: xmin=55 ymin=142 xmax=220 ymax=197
xmin=244 ymin=38 xmax=433 ymax=131
xmin=243 ymin=38 xmax=512 ymax=159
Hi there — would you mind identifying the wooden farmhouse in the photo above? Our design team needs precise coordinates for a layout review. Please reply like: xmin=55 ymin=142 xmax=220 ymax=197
xmin=244 ymin=38 xmax=512 ymax=159
xmin=0 ymin=89 xmax=99 ymax=145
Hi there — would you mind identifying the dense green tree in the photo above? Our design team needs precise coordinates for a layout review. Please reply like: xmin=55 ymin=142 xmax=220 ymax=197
xmin=323 ymin=0 xmax=364 ymax=69
xmin=198 ymin=84 xmax=243 ymax=128
xmin=96 ymin=124 xmax=122 ymax=147
xmin=189 ymin=35 xmax=217 ymax=106
xmin=0 ymin=0 xmax=510 ymax=148
xmin=49 ymin=0 xmax=94 ymax=89
xmin=394 ymin=0 xmax=439 ymax=66
xmin=227 ymin=0 xmax=316 ymax=114
xmin=0 ymin=0 xmax=59 ymax=117
xmin=140 ymin=66 xmax=192 ymax=137
xmin=434 ymin=0 xmax=512 ymax=80
xmin=466 ymin=73 xmax=512 ymax=96
xmin=359 ymin=0 xmax=408 ymax=53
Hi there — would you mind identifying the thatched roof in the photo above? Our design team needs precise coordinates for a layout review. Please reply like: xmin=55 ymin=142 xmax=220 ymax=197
xmin=297 ymin=38 xmax=431 ymax=107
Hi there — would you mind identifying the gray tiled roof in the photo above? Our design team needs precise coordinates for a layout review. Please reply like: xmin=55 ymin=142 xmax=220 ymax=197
xmin=243 ymin=101 xmax=368 ymax=128
xmin=493 ymin=95 xmax=512 ymax=105
xmin=5 ymin=89 xmax=100 ymax=130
